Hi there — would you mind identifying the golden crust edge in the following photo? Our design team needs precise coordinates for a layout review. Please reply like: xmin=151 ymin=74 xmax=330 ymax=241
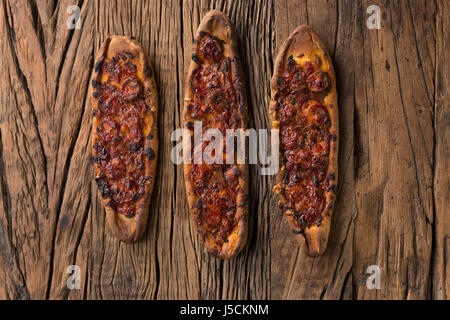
xmin=270 ymin=25 xmax=339 ymax=256
xmin=91 ymin=35 xmax=159 ymax=243
xmin=183 ymin=10 xmax=249 ymax=259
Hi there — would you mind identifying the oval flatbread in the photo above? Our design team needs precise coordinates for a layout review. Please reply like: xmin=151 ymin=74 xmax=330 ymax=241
xmin=183 ymin=10 xmax=249 ymax=259
xmin=270 ymin=25 xmax=338 ymax=256
xmin=91 ymin=36 xmax=158 ymax=243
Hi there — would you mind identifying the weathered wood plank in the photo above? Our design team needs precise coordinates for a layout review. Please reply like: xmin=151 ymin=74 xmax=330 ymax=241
xmin=0 ymin=0 xmax=52 ymax=299
xmin=152 ymin=0 xmax=200 ymax=300
xmin=46 ymin=0 xmax=95 ymax=299
xmin=354 ymin=0 xmax=434 ymax=299
xmin=433 ymin=0 xmax=449 ymax=300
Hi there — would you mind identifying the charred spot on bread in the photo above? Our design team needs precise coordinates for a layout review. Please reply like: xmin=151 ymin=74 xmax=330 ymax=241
xmin=95 ymin=58 xmax=103 ymax=73
xmin=194 ymin=198 xmax=202 ymax=209
xmin=144 ymin=64 xmax=153 ymax=78
xmin=96 ymin=177 xmax=111 ymax=198
xmin=92 ymin=79 xmax=100 ymax=89
xmin=186 ymin=121 xmax=194 ymax=130
xmin=329 ymin=184 xmax=337 ymax=194
xmin=144 ymin=147 xmax=155 ymax=160
xmin=192 ymin=53 xmax=200 ymax=63
xmin=123 ymin=51 xmax=134 ymax=59
xmin=238 ymin=195 xmax=249 ymax=208
xmin=190 ymin=70 xmax=199 ymax=94
xmin=317 ymin=215 xmax=323 ymax=226
xmin=129 ymin=142 xmax=142 ymax=153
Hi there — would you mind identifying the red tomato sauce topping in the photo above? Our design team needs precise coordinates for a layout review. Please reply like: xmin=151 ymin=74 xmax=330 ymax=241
xmin=276 ymin=55 xmax=331 ymax=230
xmin=187 ymin=33 xmax=243 ymax=243
xmin=93 ymin=53 xmax=152 ymax=218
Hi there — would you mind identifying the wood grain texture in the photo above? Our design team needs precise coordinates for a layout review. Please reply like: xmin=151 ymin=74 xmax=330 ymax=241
xmin=433 ymin=0 xmax=450 ymax=300
xmin=0 ymin=0 xmax=447 ymax=300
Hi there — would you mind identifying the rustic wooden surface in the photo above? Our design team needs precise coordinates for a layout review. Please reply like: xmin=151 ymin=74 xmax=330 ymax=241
xmin=0 ymin=0 xmax=448 ymax=300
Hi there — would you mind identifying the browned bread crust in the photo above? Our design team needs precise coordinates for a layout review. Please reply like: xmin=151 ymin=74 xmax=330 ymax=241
xmin=183 ymin=10 xmax=249 ymax=259
xmin=270 ymin=25 xmax=338 ymax=256
xmin=91 ymin=36 xmax=158 ymax=243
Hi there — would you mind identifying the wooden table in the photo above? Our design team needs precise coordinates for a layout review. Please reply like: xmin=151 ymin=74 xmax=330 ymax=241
xmin=0 ymin=0 xmax=448 ymax=300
